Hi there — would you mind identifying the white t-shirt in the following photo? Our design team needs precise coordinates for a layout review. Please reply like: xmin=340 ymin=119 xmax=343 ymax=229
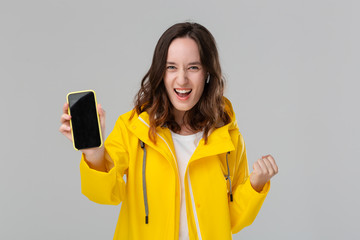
xmin=170 ymin=130 xmax=203 ymax=240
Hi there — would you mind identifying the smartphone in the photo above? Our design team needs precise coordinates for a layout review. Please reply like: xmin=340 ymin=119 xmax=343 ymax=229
xmin=66 ymin=90 xmax=103 ymax=150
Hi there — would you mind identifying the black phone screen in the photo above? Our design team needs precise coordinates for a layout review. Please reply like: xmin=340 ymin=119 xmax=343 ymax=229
xmin=68 ymin=91 xmax=102 ymax=150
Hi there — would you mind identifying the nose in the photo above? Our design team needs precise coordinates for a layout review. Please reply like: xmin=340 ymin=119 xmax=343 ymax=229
xmin=176 ymin=68 xmax=188 ymax=86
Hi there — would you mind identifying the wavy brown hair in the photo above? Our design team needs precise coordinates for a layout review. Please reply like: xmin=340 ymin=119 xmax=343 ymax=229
xmin=132 ymin=22 xmax=230 ymax=143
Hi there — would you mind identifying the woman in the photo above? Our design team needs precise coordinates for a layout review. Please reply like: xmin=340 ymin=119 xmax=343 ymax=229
xmin=60 ymin=22 xmax=278 ymax=240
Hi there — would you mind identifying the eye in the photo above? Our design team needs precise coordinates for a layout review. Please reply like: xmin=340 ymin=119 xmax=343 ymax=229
xmin=166 ymin=65 xmax=176 ymax=71
xmin=188 ymin=66 xmax=200 ymax=71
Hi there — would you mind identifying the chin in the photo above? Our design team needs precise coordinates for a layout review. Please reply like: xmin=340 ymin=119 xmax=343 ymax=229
xmin=174 ymin=104 xmax=195 ymax=112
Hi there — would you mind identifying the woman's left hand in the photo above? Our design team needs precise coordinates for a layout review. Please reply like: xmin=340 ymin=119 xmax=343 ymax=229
xmin=250 ymin=155 xmax=278 ymax=193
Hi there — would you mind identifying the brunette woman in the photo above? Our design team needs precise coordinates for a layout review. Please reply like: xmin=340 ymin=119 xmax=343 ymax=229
xmin=60 ymin=22 xmax=278 ymax=240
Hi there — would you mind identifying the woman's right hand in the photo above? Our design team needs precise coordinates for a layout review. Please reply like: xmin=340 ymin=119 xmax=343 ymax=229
xmin=59 ymin=102 xmax=106 ymax=143
xmin=59 ymin=103 xmax=73 ymax=142
xmin=59 ymin=103 xmax=108 ymax=171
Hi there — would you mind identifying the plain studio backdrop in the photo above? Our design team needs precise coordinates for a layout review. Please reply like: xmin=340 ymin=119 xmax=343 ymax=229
xmin=1 ymin=0 xmax=359 ymax=239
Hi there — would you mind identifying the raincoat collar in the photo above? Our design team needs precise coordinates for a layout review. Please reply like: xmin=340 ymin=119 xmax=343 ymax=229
xmin=127 ymin=111 xmax=178 ymax=171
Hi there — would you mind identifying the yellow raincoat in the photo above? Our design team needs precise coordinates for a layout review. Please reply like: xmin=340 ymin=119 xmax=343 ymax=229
xmin=80 ymin=98 xmax=270 ymax=240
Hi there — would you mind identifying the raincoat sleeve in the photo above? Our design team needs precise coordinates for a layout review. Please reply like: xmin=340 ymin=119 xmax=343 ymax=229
xmin=229 ymin=132 xmax=270 ymax=233
xmin=79 ymin=116 xmax=129 ymax=205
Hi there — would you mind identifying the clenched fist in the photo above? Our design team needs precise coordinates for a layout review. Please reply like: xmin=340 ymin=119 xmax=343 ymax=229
xmin=250 ymin=155 xmax=278 ymax=192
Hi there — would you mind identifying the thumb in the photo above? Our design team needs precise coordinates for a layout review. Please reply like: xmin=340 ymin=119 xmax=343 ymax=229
xmin=252 ymin=161 xmax=260 ymax=173
xmin=98 ymin=104 xmax=105 ymax=116
xmin=97 ymin=104 xmax=106 ymax=130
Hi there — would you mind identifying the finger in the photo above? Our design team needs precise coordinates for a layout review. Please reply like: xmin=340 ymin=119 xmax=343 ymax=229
xmin=59 ymin=126 xmax=73 ymax=141
xmin=266 ymin=155 xmax=279 ymax=174
xmin=63 ymin=103 xmax=69 ymax=114
xmin=253 ymin=160 xmax=262 ymax=173
xmin=252 ymin=161 xmax=258 ymax=171
xmin=257 ymin=158 xmax=269 ymax=174
xmin=261 ymin=157 xmax=276 ymax=176
xmin=60 ymin=121 xmax=71 ymax=130
xmin=263 ymin=154 xmax=275 ymax=162
xmin=59 ymin=124 xmax=71 ymax=134
xmin=60 ymin=113 xmax=71 ymax=124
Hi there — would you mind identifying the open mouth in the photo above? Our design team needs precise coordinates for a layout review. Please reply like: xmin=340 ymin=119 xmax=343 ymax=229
xmin=174 ymin=88 xmax=192 ymax=98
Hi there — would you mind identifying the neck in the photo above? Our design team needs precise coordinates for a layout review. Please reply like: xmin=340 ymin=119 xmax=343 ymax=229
xmin=173 ymin=108 xmax=184 ymax=125
xmin=172 ymin=109 xmax=194 ymax=135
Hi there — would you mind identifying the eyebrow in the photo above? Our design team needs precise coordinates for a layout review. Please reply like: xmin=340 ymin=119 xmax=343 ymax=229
xmin=188 ymin=61 xmax=202 ymax=65
xmin=166 ymin=61 xmax=202 ymax=65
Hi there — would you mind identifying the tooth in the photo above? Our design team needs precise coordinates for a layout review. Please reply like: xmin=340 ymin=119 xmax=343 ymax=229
xmin=175 ymin=89 xmax=191 ymax=93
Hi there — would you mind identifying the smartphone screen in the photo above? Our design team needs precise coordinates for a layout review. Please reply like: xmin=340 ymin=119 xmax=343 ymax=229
xmin=67 ymin=90 xmax=102 ymax=150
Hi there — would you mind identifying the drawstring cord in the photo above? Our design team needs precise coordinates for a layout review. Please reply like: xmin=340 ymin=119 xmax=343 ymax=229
xmin=225 ymin=152 xmax=233 ymax=202
xmin=140 ymin=140 xmax=149 ymax=224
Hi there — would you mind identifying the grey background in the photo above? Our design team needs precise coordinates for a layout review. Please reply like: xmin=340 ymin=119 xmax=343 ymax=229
xmin=1 ymin=0 xmax=359 ymax=239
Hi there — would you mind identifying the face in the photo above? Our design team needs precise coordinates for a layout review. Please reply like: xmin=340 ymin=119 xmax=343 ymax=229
xmin=164 ymin=37 xmax=206 ymax=120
